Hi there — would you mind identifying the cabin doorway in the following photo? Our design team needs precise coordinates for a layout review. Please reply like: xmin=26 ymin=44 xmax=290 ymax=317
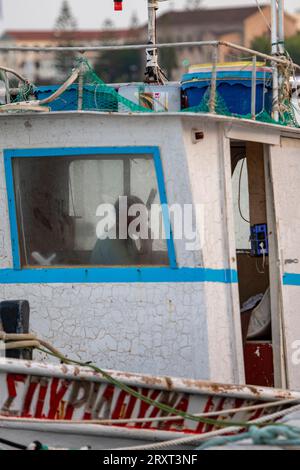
xmin=230 ymin=140 xmax=276 ymax=387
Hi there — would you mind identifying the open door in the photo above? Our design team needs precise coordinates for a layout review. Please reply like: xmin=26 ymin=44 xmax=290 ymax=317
xmin=268 ymin=137 xmax=300 ymax=391
xmin=230 ymin=140 xmax=276 ymax=387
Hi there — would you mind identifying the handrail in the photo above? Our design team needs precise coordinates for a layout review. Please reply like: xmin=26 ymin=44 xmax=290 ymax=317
xmin=0 ymin=40 xmax=298 ymax=124
xmin=0 ymin=40 xmax=299 ymax=70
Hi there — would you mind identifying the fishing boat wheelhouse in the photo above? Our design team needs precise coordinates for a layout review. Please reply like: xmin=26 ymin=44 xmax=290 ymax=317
xmin=0 ymin=0 xmax=299 ymax=424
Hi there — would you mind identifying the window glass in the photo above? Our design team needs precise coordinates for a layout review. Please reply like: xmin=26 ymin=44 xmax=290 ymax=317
xmin=13 ymin=154 xmax=169 ymax=267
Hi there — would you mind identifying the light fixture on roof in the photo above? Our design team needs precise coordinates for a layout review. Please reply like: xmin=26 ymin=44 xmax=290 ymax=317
xmin=113 ymin=0 xmax=123 ymax=11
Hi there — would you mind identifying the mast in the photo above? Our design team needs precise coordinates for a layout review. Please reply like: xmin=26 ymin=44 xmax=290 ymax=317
xmin=277 ymin=0 xmax=285 ymax=55
xmin=113 ymin=0 xmax=166 ymax=83
xmin=271 ymin=0 xmax=279 ymax=121
xmin=145 ymin=0 xmax=167 ymax=84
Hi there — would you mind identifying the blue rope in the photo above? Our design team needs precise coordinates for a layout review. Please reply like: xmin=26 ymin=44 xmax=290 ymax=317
xmin=196 ymin=425 xmax=300 ymax=450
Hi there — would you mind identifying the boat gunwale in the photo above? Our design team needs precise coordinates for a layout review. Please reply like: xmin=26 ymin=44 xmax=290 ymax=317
xmin=0 ymin=358 xmax=299 ymax=402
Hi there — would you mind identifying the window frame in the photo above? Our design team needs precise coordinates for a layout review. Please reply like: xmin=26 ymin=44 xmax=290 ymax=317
xmin=4 ymin=146 xmax=177 ymax=278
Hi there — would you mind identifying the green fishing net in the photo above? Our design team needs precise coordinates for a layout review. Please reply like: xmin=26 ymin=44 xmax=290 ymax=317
xmin=13 ymin=82 xmax=35 ymax=103
xmin=180 ymin=84 xmax=299 ymax=127
xmin=181 ymin=87 xmax=230 ymax=116
xmin=4 ymin=57 xmax=299 ymax=128
xmin=79 ymin=58 xmax=151 ymax=113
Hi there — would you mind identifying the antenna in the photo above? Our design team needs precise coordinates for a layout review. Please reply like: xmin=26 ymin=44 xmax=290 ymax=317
xmin=112 ymin=0 xmax=168 ymax=84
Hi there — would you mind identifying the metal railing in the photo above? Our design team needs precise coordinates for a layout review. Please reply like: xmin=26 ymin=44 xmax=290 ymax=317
xmin=0 ymin=40 xmax=299 ymax=122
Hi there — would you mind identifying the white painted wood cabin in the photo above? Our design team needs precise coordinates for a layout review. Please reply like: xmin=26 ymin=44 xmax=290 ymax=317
xmin=0 ymin=111 xmax=299 ymax=391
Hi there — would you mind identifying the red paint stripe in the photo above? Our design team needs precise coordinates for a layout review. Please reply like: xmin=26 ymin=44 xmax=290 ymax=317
xmin=64 ymin=403 xmax=74 ymax=420
xmin=195 ymin=396 xmax=214 ymax=433
xmin=161 ymin=396 xmax=189 ymax=431
xmin=111 ymin=388 xmax=138 ymax=423
xmin=6 ymin=374 xmax=26 ymax=398
xmin=34 ymin=382 xmax=48 ymax=419
xmin=205 ymin=397 xmax=226 ymax=433
xmin=135 ymin=389 xmax=161 ymax=429
xmin=47 ymin=378 xmax=70 ymax=419
xmin=22 ymin=381 xmax=38 ymax=417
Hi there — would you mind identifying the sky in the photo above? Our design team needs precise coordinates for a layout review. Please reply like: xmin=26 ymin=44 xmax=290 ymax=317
xmin=0 ymin=0 xmax=298 ymax=31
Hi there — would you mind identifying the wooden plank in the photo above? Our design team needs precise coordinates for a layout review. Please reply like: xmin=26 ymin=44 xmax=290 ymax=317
xmin=264 ymin=145 xmax=287 ymax=388
xmin=246 ymin=142 xmax=267 ymax=225
xmin=268 ymin=141 xmax=300 ymax=389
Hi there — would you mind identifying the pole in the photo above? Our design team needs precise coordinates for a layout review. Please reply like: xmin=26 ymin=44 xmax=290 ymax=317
xmin=145 ymin=0 xmax=166 ymax=84
xmin=271 ymin=0 xmax=279 ymax=121
xmin=145 ymin=0 xmax=158 ymax=82
xmin=277 ymin=0 xmax=285 ymax=55
xmin=251 ymin=55 xmax=257 ymax=120
xmin=209 ymin=45 xmax=219 ymax=114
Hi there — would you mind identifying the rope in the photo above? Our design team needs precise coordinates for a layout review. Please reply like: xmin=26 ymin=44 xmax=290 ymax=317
xmin=114 ymin=402 xmax=300 ymax=450
xmin=0 ymin=437 xmax=27 ymax=450
xmin=197 ymin=424 xmax=300 ymax=449
xmin=0 ymin=68 xmax=80 ymax=112
xmin=37 ymin=346 xmax=251 ymax=429
xmin=1 ymin=332 xmax=249 ymax=428
xmin=0 ymin=397 xmax=296 ymax=426
xmin=2 ymin=333 xmax=300 ymax=431
xmin=254 ymin=0 xmax=271 ymax=31
xmin=0 ymin=65 xmax=28 ymax=83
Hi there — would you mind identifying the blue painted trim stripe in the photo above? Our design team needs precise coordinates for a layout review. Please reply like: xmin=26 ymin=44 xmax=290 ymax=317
xmin=152 ymin=147 xmax=177 ymax=268
xmin=4 ymin=147 xmax=161 ymax=158
xmin=3 ymin=155 xmax=21 ymax=270
xmin=283 ymin=273 xmax=300 ymax=286
xmin=0 ymin=268 xmax=238 ymax=284
xmin=3 ymin=146 xmax=177 ymax=271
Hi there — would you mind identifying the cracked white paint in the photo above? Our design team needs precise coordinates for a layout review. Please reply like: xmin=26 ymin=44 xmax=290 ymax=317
xmin=0 ymin=113 xmax=244 ymax=383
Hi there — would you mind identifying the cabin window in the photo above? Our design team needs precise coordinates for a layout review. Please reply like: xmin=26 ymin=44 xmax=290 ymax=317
xmin=12 ymin=153 xmax=169 ymax=267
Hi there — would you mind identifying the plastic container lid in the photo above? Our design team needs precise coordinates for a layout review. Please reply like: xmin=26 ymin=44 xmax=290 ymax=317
xmin=188 ymin=62 xmax=271 ymax=74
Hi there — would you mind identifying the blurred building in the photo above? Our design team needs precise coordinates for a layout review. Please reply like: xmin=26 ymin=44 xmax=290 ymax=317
xmin=296 ymin=12 xmax=300 ymax=32
xmin=155 ymin=5 xmax=299 ymax=77
xmin=0 ymin=29 xmax=139 ymax=83
xmin=0 ymin=5 xmax=299 ymax=83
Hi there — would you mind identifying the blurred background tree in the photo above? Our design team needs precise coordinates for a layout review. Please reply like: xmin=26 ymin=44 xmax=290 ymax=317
xmin=251 ymin=34 xmax=300 ymax=65
xmin=102 ymin=18 xmax=114 ymax=30
xmin=160 ymin=46 xmax=178 ymax=79
xmin=54 ymin=0 xmax=78 ymax=79
xmin=94 ymin=49 xmax=143 ymax=83
xmin=130 ymin=11 xmax=139 ymax=29
xmin=185 ymin=0 xmax=202 ymax=10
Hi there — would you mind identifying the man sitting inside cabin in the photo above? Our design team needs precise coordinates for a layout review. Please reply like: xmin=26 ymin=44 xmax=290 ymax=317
xmin=90 ymin=195 xmax=149 ymax=266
